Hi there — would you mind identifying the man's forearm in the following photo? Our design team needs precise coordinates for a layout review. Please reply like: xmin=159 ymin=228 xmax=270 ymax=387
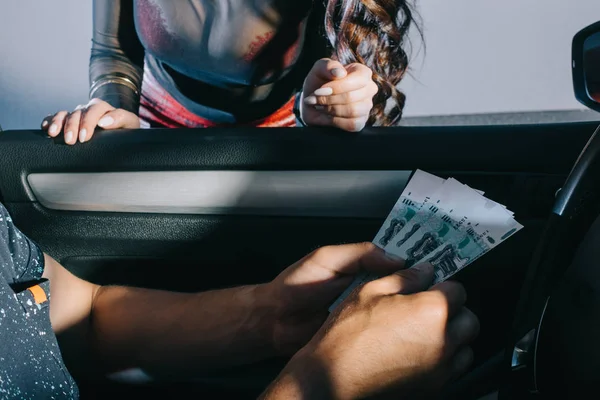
xmin=259 ymin=349 xmax=337 ymax=400
xmin=89 ymin=282 xmax=278 ymax=377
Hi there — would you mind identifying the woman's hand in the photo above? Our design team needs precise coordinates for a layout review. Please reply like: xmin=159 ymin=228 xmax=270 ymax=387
xmin=301 ymin=58 xmax=379 ymax=132
xmin=41 ymin=98 xmax=140 ymax=145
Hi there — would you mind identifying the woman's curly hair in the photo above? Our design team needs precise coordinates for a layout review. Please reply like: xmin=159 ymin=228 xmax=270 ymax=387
xmin=324 ymin=0 xmax=421 ymax=126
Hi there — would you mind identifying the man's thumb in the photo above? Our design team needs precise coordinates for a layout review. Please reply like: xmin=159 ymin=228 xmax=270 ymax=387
xmin=373 ymin=262 xmax=435 ymax=295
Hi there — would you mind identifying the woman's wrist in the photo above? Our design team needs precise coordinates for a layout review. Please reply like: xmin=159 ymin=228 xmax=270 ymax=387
xmin=293 ymin=91 xmax=308 ymax=127
xmin=89 ymin=80 xmax=140 ymax=114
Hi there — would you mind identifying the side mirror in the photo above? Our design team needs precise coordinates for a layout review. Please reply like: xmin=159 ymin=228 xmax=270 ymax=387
xmin=573 ymin=20 xmax=600 ymax=112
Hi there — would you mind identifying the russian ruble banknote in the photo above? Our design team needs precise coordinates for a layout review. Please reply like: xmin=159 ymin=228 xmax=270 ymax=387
xmin=328 ymin=170 xmax=523 ymax=312
xmin=327 ymin=170 xmax=445 ymax=311
xmin=373 ymin=169 xmax=445 ymax=248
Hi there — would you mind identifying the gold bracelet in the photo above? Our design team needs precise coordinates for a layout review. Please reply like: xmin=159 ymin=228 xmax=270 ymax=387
xmin=89 ymin=75 xmax=140 ymax=99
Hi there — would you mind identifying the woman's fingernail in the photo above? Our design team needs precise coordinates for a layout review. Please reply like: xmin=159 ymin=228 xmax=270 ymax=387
xmin=65 ymin=131 xmax=73 ymax=143
xmin=331 ymin=68 xmax=345 ymax=78
xmin=314 ymin=87 xmax=334 ymax=96
xmin=41 ymin=120 xmax=48 ymax=128
xmin=98 ymin=116 xmax=114 ymax=128
xmin=79 ymin=129 xmax=87 ymax=143
xmin=303 ymin=95 xmax=317 ymax=105
xmin=49 ymin=124 xmax=57 ymax=135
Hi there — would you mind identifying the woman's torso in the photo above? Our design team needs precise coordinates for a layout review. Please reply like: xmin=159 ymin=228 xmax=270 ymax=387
xmin=133 ymin=0 xmax=312 ymax=88
xmin=132 ymin=0 xmax=318 ymax=123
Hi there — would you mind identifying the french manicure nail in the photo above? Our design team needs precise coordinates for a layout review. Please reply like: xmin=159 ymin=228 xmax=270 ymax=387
xmin=303 ymin=95 xmax=317 ymax=105
xmin=49 ymin=124 xmax=57 ymax=135
xmin=98 ymin=116 xmax=114 ymax=128
xmin=314 ymin=87 xmax=333 ymax=96
xmin=79 ymin=129 xmax=87 ymax=143
xmin=65 ymin=131 xmax=73 ymax=143
xmin=331 ymin=68 xmax=345 ymax=78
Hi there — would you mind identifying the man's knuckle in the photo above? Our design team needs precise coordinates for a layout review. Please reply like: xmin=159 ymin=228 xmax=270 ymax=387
xmin=360 ymin=280 xmax=381 ymax=298
xmin=394 ymin=268 xmax=418 ymax=285
xmin=427 ymin=293 xmax=451 ymax=323
xmin=453 ymin=281 xmax=468 ymax=300
xmin=313 ymin=245 xmax=335 ymax=259
xmin=360 ymin=242 xmax=377 ymax=252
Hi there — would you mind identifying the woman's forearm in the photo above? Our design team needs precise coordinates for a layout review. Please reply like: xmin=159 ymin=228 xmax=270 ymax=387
xmin=90 ymin=0 xmax=144 ymax=113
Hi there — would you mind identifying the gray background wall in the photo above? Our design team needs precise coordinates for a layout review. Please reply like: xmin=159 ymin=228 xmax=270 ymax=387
xmin=1 ymin=0 xmax=600 ymax=130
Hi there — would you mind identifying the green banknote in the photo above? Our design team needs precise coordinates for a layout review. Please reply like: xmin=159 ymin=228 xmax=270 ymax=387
xmin=419 ymin=226 xmax=489 ymax=284
xmin=328 ymin=170 xmax=523 ymax=313
xmin=386 ymin=212 xmax=465 ymax=268
xmin=373 ymin=170 xmax=445 ymax=248
xmin=374 ymin=200 xmax=419 ymax=248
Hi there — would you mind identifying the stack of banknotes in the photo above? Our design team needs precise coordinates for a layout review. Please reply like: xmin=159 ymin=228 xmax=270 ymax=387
xmin=329 ymin=169 xmax=523 ymax=311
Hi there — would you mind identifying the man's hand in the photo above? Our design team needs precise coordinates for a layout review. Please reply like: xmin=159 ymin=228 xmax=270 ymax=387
xmin=44 ymin=241 xmax=403 ymax=378
xmin=264 ymin=242 xmax=405 ymax=355
xmin=301 ymin=58 xmax=379 ymax=132
xmin=262 ymin=263 xmax=479 ymax=400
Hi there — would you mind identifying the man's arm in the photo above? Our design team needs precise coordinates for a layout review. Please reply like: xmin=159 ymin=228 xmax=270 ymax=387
xmin=43 ymin=254 xmax=278 ymax=379
xmin=42 ymin=243 xmax=479 ymax=399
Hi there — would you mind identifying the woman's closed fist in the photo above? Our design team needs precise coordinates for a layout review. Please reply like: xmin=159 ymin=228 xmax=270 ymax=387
xmin=301 ymin=58 xmax=379 ymax=132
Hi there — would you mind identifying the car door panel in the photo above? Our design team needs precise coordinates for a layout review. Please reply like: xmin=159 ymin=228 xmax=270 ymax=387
xmin=0 ymin=122 xmax=596 ymax=397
